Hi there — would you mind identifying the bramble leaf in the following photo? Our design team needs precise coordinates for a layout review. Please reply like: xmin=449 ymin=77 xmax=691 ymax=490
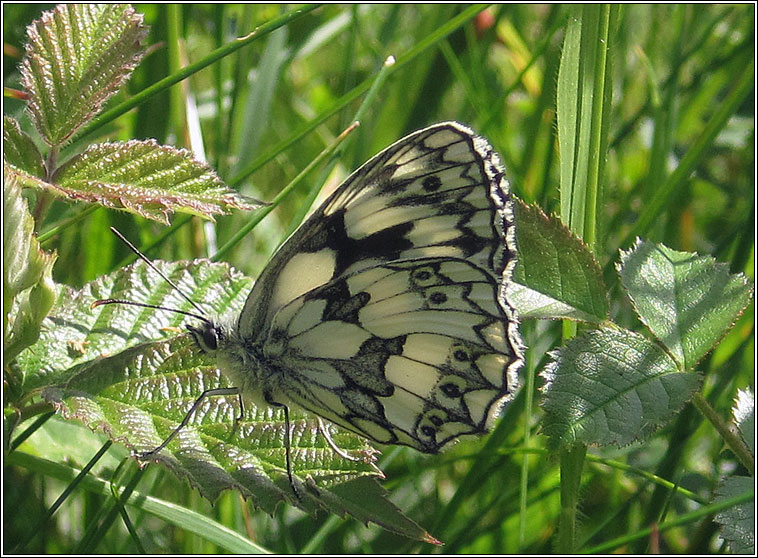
xmin=48 ymin=140 xmax=262 ymax=223
xmin=16 ymin=259 xmax=434 ymax=543
xmin=540 ymin=327 xmax=701 ymax=449
xmin=21 ymin=4 xmax=149 ymax=146
xmin=511 ymin=200 xmax=609 ymax=323
xmin=3 ymin=116 xmax=45 ymax=179
xmin=618 ymin=239 xmax=753 ymax=370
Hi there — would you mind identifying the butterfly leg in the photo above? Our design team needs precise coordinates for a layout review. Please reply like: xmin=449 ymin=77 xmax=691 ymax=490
xmin=138 ymin=387 xmax=242 ymax=460
xmin=265 ymin=394 xmax=300 ymax=500
xmin=228 ymin=389 xmax=245 ymax=442
xmin=316 ymin=417 xmax=384 ymax=477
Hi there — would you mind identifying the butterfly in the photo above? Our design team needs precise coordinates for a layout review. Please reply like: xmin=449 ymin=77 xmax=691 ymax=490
xmin=117 ymin=121 xmax=524 ymax=490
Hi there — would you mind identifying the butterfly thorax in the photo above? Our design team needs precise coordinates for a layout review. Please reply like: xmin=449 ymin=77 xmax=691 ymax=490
xmin=187 ymin=319 xmax=281 ymax=408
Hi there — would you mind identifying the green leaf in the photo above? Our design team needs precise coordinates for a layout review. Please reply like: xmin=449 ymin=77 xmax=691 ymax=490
xmin=713 ymin=476 xmax=755 ymax=555
xmin=540 ymin=327 xmax=701 ymax=449
xmin=511 ymin=199 xmax=609 ymax=322
xmin=3 ymin=171 xmax=57 ymax=363
xmin=17 ymin=259 xmax=252 ymax=390
xmin=323 ymin=477 xmax=441 ymax=546
xmin=49 ymin=140 xmax=262 ymax=224
xmin=618 ymin=239 xmax=754 ymax=370
xmin=3 ymin=116 xmax=45 ymax=179
xmin=17 ymin=259 xmax=432 ymax=542
xmin=20 ymin=4 xmax=149 ymax=146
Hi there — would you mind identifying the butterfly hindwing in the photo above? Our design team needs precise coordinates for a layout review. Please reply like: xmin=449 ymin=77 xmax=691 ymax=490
xmin=262 ymin=256 xmax=520 ymax=452
xmin=232 ymin=121 xmax=523 ymax=452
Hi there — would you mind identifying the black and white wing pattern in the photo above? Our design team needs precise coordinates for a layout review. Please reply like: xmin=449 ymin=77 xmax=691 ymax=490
xmin=207 ymin=122 xmax=524 ymax=453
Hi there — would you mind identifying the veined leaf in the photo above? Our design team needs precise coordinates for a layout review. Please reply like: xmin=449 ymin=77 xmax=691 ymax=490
xmin=618 ymin=239 xmax=754 ymax=370
xmin=49 ymin=140 xmax=262 ymax=223
xmin=511 ymin=200 xmax=609 ymax=322
xmin=21 ymin=260 xmax=375 ymax=502
xmin=713 ymin=476 xmax=755 ymax=555
xmin=18 ymin=259 xmax=252 ymax=390
xmin=17 ymin=259 xmax=434 ymax=543
xmin=323 ymin=476 xmax=441 ymax=546
xmin=3 ymin=116 xmax=45 ymax=179
xmin=40 ymin=335 xmax=379 ymax=511
xmin=540 ymin=327 xmax=701 ymax=449
xmin=21 ymin=4 xmax=149 ymax=146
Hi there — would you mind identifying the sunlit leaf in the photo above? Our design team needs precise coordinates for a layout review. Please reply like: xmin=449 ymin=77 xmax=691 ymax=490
xmin=47 ymin=140 xmax=262 ymax=223
xmin=3 ymin=171 xmax=57 ymax=363
xmin=540 ymin=327 xmax=701 ymax=449
xmin=20 ymin=4 xmax=149 ymax=146
xmin=17 ymin=259 xmax=433 ymax=543
xmin=618 ymin=239 xmax=754 ymax=370
xmin=3 ymin=116 xmax=45 ymax=179
xmin=18 ymin=259 xmax=250 ymax=390
xmin=511 ymin=200 xmax=609 ymax=322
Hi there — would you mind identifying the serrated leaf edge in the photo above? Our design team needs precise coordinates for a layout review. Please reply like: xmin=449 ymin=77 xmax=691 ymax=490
xmin=539 ymin=327 xmax=703 ymax=449
xmin=20 ymin=4 xmax=149 ymax=146
xmin=617 ymin=237 xmax=755 ymax=370
xmin=50 ymin=139 xmax=259 ymax=224
xmin=514 ymin=199 xmax=610 ymax=321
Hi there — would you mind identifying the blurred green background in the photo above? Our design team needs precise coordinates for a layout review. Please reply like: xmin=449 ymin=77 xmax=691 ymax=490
xmin=4 ymin=4 xmax=754 ymax=554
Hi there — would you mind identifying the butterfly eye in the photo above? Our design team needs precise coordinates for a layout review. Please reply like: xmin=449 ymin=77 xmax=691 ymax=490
xmin=202 ymin=327 xmax=219 ymax=351
xmin=188 ymin=323 xmax=220 ymax=353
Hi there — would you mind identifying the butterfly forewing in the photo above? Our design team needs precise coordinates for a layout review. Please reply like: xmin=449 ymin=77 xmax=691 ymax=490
xmin=236 ymin=121 xmax=523 ymax=452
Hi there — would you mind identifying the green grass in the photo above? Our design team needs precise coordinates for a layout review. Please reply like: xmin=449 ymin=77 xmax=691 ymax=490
xmin=4 ymin=4 xmax=754 ymax=554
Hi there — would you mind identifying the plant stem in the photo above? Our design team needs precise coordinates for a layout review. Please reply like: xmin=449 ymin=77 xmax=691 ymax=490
xmin=557 ymin=444 xmax=587 ymax=552
xmin=692 ymin=392 xmax=754 ymax=475
xmin=555 ymin=4 xmax=614 ymax=552
xmin=32 ymin=147 xmax=59 ymax=226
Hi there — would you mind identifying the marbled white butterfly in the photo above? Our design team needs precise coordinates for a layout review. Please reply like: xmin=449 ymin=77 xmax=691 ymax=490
xmin=122 ymin=122 xmax=524 ymax=488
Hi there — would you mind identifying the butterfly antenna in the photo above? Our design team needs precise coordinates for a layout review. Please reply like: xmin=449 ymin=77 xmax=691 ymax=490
xmin=91 ymin=298 xmax=210 ymax=324
xmin=109 ymin=227 xmax=207 ymax=317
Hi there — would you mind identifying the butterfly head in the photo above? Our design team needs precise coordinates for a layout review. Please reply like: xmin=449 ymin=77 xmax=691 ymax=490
xmin=187 ymin=320 xmax=224 ymax=354
xmin=186 ymin=316 xmax=260 ymax=399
